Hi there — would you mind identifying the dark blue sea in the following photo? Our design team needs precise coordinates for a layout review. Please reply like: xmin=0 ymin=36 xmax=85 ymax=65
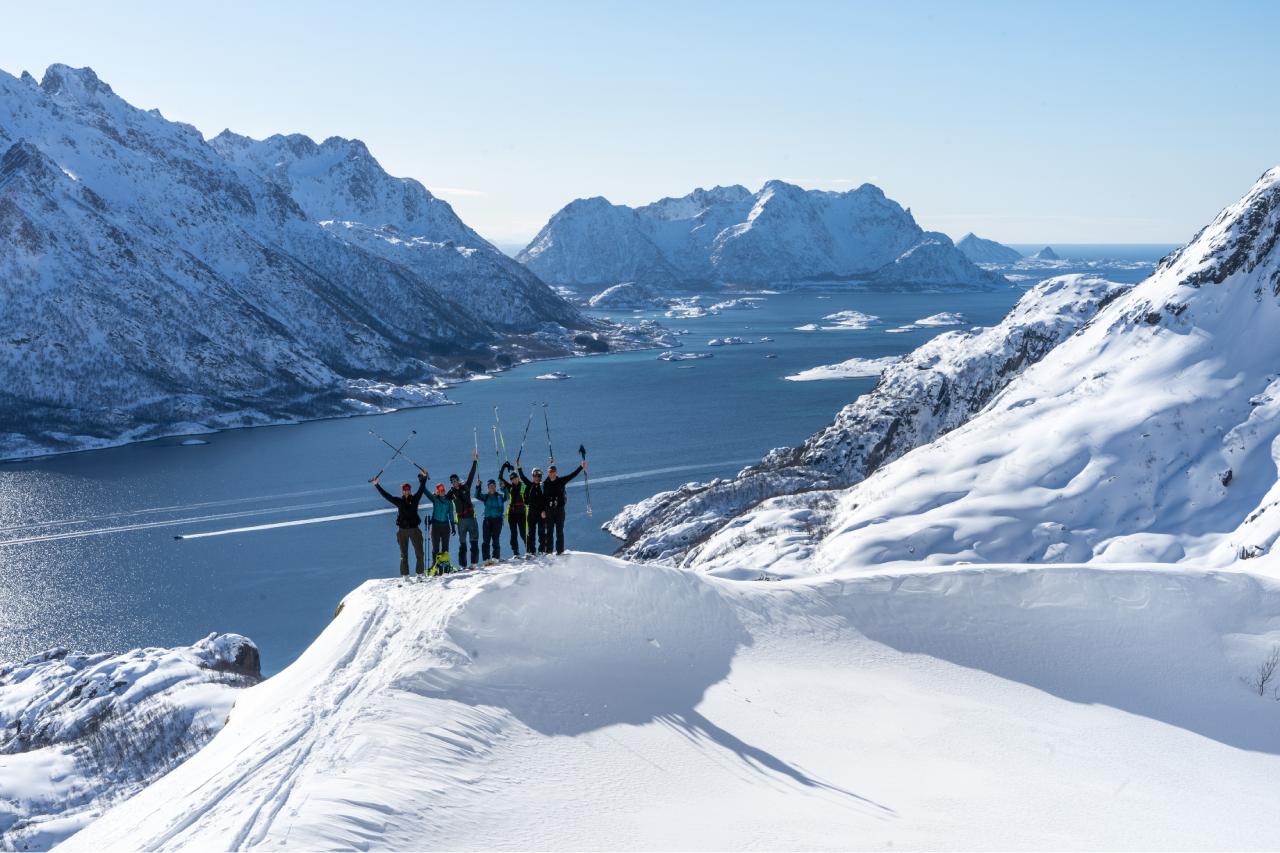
xmin=0 ymin=249 xmax=1167 ymax=673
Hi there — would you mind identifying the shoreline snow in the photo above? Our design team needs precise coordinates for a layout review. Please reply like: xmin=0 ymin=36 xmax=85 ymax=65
xmin=0 ymin=342 xmax=666 ymax=465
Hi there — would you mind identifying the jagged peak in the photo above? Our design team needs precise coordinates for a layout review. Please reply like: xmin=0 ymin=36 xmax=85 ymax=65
xmin=209 ymin=128 xmax=254 ymax=148
xmin=40 ymin=64 xmax=117 ymax=107
xmin=561 ymin=196 xmax=618 ymax=213
xmin=758 ymin=178 xmax=805 ymax=196
xmin=1159 ymin=165 xmax=1280 ymax=289
xmin=320 ymin=135 xmax=372 ymax=158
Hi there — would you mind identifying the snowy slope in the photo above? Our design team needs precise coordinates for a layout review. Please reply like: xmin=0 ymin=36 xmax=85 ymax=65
xmin=673 ymin=167 xmax=1280 ymax=576
xmin=519 ymin=181 xmax=1005 ymax=289
xmin=62 ymin=558 xmax=1280 ymax=851
xmin=0 ymin=634 xmax=260 ymax=850
xmin=609 ymin=275 xmax=1128 ymax=566
xmin=956 ymin=232 xmax=1023 ymax=263
xmin=0 ymin=64 xmax=621 ymax=460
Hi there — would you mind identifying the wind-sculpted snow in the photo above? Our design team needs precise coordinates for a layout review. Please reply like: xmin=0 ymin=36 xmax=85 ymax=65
xmin=670 ymin=168 xmax=1280 ymax=576
xmin=519 ymin=180 xmax=1005 ymax=289
xmin=607 ymin=275 xmax=1129 ymax=567
xmin=61 ymin=559 xmax=1280 ymax=850
xmin=0 ymin=633 xmax=260 ymax=850
xmin=0 ymin=64 xmax=633 ymax=460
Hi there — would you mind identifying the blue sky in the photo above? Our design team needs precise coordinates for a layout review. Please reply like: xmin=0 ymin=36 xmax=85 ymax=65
xmin=2 ymin=1 xmax=1276 ymax=245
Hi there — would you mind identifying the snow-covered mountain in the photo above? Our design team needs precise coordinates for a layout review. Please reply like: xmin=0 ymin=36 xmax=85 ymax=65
xmin=209 ymin=131 xmax=580 ymax=330
xmin=956 ymin=231 xmax=1024 ymax=263
xmin=0 ymin=633 xmax=259 ymax=850
xmin=60 ymin=559 xmax=1280 ymax=850
xmin=1031 ymin=245 xmax=1061 ymax=260
xmin=608 ymin=275 xmax=1129 ymax=566
xmin=0 ymin=64 xmax=636 ymax=460
xmin=638 ymin=167 xmax=1280 ymax=576
xmin=519 ymin=181 xmax=1007 ymax=289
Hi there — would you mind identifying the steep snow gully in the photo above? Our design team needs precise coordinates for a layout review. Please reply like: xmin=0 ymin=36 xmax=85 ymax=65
xmin=66 ymin=557 xmax=1280 ymax=851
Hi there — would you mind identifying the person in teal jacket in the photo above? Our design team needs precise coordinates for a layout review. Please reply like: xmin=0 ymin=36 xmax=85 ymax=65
xmin=425 ymin=483 xmax=457 ymax=565
xmin=475 ymin=479 xmax=506 ymax=562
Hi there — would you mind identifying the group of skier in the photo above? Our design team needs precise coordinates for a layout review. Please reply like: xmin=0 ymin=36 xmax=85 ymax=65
xmin=372 ymin=448 xmax=587 ymax=577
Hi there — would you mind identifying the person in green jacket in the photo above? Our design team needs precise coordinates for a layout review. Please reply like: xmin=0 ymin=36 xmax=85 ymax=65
xmin=475 ymin=479 xmax=506 ymax=562
xmin=425 ymin=483 xmax=457 ymax=567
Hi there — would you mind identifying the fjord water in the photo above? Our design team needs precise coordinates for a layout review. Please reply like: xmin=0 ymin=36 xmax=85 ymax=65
xmin=0 ymin=256 xmax=1162 ymax=673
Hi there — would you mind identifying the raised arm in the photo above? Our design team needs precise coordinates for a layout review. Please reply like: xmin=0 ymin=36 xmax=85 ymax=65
xmin=560 ymin=463 xmax=584 ymax=484
xmin=517 ymin=466 xmax=533 ymax=487
xmin=414 ymin=471 xmax=427 ymax=499
xmin=374 ymin=483 xmax=400 ymax=506
xmin=464 ymin=457 xmax=477 ymax=490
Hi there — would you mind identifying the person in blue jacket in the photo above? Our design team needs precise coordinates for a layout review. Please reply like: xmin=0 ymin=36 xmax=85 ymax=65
xmin=475 ymin=479 xmax=506 ymax=562
xmin=425 ymin=482 xmax=457 ymax=569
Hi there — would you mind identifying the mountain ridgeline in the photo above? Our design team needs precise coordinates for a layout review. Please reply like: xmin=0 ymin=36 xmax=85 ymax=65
xmin=0 ymin=65 xmax=638 ymax=459
xmin=518 ymin=181 xmax=1008 ymax=290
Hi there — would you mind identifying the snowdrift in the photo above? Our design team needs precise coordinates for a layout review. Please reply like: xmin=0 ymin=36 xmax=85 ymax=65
xmin=65 ymin=557 xmax=1280 ymax=851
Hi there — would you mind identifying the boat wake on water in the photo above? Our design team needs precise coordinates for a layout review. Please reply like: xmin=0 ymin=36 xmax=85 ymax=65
xmin=0 ymin=460 xmax=756 ymax=545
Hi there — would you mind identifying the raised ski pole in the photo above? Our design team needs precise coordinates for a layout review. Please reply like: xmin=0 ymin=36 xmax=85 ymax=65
xmin=579 ymin=444 xmax=592 ymax=517
xmin=515 ymin=404 xmax=536 ymax=462
xmin=542 ymin=402 xmax=555 ymax=465
xmin=369 ymin=428 xmax=427 ymax=476
xmin=494 ymin=406 xmax=508 ymax=459
xmin=369 ymin=429 xmax=416 ymax=482
xmin=492 ymin=425 xmax=501 ymax=479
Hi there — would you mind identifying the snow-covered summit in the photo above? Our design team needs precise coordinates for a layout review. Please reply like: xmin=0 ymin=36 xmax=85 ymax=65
xmin=519 ymin=181 xmax=1006 ymax=289
xmin=956 ymin=232 xmax=1024 ymax=263
xmin=1031 ymin=245 xmax=1060 ymax=260
xmin=209 ymin=130 xmax=489 ymax=248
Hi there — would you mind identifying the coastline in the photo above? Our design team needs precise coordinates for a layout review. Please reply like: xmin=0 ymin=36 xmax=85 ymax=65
xmin=0 ymin=341 xmax=667 ymax=465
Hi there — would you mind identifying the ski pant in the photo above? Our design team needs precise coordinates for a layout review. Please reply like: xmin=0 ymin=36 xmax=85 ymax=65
xmin=508 ymin=505 xmax=527 ymax=555
xmin=430 ymin=522 xmax=451 ymax=560
xmin=396 ymin=527 xmax=425 ymax=575
xmin=548 ymin=506 xmax=567 ymax=554
xmin=481 ymin=516 xmax=503 ymax=561
xmin=528 ymin=507 xmax=551 ymax=554
xmin=457 ymin=516 xmax=480 ymax=567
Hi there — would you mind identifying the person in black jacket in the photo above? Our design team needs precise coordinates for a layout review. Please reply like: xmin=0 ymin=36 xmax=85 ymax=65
xmin=500 ymin=463 xmax=528 ymax=557
xmin=448 ymin=452 xmax=479 ymax=568
xmin=541 ymin=461 xmax=585 ymax=554
xmin=373 ymin=469 xmax=428 ymax=576
xmin=516 ymin=461 xmax=548 ymax=554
